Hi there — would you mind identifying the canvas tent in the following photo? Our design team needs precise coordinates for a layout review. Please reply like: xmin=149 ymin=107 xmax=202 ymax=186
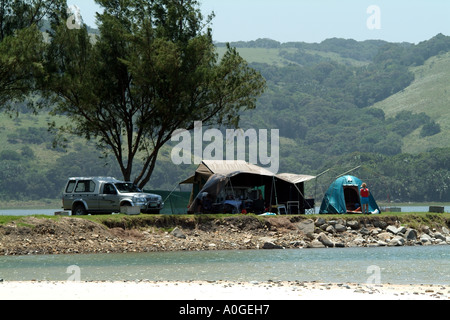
xmin=319 ymin=175 xmax=380 ymax=214
xmin=181 ymin=160 xmax=315 ymax=214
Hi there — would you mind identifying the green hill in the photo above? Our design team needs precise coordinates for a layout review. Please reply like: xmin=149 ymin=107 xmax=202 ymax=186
xmin=372 ymin=51 xmax=450 ymax=153
xmin=1 ymin=36 xmax=450 ymax=203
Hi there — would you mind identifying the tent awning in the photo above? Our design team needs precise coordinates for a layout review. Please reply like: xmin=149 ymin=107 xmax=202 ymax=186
xmin=276 ymin=173 xmax=316 ymax=184
xmin=180 ymin=160 xmax=316 ymax=184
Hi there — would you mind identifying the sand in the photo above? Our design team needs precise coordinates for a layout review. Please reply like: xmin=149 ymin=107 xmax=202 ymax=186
xmin=0 ymin=280 xmax=448 ymax=300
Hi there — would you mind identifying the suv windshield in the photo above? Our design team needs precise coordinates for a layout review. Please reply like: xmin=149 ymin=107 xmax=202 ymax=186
xmin=114 ymin=183 xmax=142 ymax=193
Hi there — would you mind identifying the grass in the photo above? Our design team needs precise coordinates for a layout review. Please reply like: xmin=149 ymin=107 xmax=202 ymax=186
xmin=372 ymin=51 xmax=450 ymax=153
xmin=1 ymin=213 xmax=448 ymax=232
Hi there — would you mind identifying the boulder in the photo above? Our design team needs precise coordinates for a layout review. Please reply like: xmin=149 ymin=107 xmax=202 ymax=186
xmin=325 ymin=225 xmax=336 ymax=234
xmin=397 ymin=226 xmax=407 ymax=234
xmin=317 ymin=232 xmax=334 ymax=248
xmin=377 ymin=232 xmax=392 ymax=241
xmin=346 ymin=220 xmax=360 ymax=230
xmin=405 ymin=229 xmax=417 ymax=241
xmin=372 ymin=220 xmax=388 ymax=229
xmin=360 ymin=227 xmax=370 ymax=236
xmin=434 ymin=232 xmax=446 ymax=242
xmin=388 ymin=236 xmax=405 ymax=246
xmin=420 ymin=234 xmax=432 ymax=244
xmin=308 ymin=240 xmax=326 ymax=248
xmin=314 ymin=218 xmax=326 ymax=227
xmin=352 ymin=237 xmax=365 ymax=246
xmin=334 ymin=224 xmax=347 ymax=233
xmin=262 ymin=242 xmax=284 ymax=250
xmin=170 ymin=227 xmax=186 ymax=239
xmin=386 ymin=225 xmax=398 ymax=235
xmin=296 ymin=219 xmax=315 ymax=235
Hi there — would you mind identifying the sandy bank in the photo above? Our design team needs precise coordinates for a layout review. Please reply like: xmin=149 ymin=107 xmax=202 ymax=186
xmin=0 ymin=280 xmax=448 ymax=300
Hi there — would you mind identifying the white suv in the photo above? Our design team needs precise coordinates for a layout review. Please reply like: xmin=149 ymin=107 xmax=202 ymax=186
xmin=62 ymin=177 xmax=164 ymax=215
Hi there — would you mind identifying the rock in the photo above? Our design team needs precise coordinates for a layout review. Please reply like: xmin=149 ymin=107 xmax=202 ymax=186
xmin=346 ymin=220 xmax=360 ymax=230
xmin=372 ymin=220 xmax=387 ymax=229
xmin=388 ymin=235 xmax=405 ymax=246
xmin=170 ymin=227 xmax=186 ymax=239
xmin=325 ymin=225 xmax=336 ymax=234
xmin=377 ymin=240 xmax=387 ymax=246
xmin=315 ymin=218 xmax=326 ymax=227
xmin=296 ymin=219 xmax=315 ymax=235
xmin=262 ymin=242 xmax=284 ymax=250
xmin=360 ymin=227 xmax=370 ymax=236
xmin=405 ymin=229 xmax=417 ymax=241
xmin=352 ymin=237 xmax=365 ymax=246
xmin=334 ymin=224 xmax=347 ymax=233
xmin=386 ymin=225 xmax=398 ymax=235
xmin=434 ymin=232 xmax=446 ymax=242
xmin=442 ymin=227 xmax=449 ymax=235
xmin=420 ymin=234 xmax=433 ymax=244
xmin=421 ymin=226 xmax=432 ymax=235
xmin=308 ymin=240 xmax=326 ymax=248
xmin=377 ymin=232 xmax=392 ymax=241
xmin=317 ymin=232 xmax=334 ymax=248
xmin=397 ymin=226 xmax=407 ymax=234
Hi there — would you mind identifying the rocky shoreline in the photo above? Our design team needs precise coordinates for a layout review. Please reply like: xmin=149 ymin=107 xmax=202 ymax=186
xmin=0 ymin=215 xmax=449 ymax=256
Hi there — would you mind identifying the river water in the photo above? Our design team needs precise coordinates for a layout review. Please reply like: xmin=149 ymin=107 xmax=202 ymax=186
xmin=0 ymin=246 xmax=449 ymax=285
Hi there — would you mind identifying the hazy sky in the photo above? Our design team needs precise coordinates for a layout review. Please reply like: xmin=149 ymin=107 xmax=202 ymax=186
xmin=70 ymin=0 xmax=450 ymax=44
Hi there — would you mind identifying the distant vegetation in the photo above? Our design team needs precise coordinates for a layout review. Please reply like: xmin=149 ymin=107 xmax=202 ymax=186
xmin=1 ymin=34 xmax=450 ymax=203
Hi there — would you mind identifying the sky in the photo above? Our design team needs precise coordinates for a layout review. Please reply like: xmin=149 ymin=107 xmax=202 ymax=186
xmin=70 ymin=0 xmax=450 ymax=44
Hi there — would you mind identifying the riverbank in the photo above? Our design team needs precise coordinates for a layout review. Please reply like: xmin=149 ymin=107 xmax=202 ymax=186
xmin=0 ymin=280 xmax=448 ymax=300
xmin=0 ymin=214 xmax=449 ymax=256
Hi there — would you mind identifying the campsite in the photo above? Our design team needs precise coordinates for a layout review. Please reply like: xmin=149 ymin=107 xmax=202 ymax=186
xmin=180 ymin=160 xmax=315 ymax=215
xmin=176 ymin=160 xmax=383 ymax=216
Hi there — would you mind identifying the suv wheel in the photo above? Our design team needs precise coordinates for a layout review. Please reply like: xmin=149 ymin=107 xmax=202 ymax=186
xmin=72 ymin=204 xmax=87 ymax=216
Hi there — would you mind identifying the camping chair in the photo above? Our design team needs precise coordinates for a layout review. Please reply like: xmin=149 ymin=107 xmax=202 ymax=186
xmin=271 ymin=204 xmax=287 ymax=215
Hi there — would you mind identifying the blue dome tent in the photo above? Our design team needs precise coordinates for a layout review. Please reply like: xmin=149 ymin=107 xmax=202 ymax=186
xmin=319 ymin=175 xmax=380 ymax=214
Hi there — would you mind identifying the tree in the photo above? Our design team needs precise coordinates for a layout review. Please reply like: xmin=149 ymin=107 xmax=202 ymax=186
xmin=44 ymin=0 xmax=265 ymax=188
xmin=0 ymin=0 xmax=66 ymax=112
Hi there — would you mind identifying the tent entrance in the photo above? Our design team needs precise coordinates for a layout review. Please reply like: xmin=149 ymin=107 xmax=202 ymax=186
xmin=343 ymin=186 xmax=360 ymax=212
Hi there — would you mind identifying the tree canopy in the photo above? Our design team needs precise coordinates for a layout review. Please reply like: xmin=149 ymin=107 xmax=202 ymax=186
xmin=43 ymin=0 xmax=266 ymax=188
xmin=0 ymin=0 xmax=66 ymax=112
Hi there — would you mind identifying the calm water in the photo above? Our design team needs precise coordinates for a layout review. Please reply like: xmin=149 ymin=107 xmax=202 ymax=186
xmin=0 ymin=246 xmax=448 ymax=285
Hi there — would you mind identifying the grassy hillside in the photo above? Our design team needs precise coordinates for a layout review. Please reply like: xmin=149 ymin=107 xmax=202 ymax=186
xmin=372 ymin=52 xmax=450 ymax=153
xmin=1 ymin=37 xmax=450 ymax=203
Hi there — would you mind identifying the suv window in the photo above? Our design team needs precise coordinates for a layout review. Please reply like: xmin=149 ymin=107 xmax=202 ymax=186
xmin=66 ymin=181 xmax=76 ymax=193
xmin=115 ymin=183 xmax=141 ymax=193
xmin=75 ymin=180 xmax=96 ymax=193
xmin=103 ymin=183 xmax=117 ymax=195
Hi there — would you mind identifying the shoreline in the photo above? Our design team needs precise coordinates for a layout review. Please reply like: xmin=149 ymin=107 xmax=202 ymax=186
xmin=1 ymin=215 xmax=449 ymax=256
xmin=0 ymin=280 xmax=448 ymax=300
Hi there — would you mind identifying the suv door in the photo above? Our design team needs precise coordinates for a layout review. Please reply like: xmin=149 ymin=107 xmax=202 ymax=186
xmin=98 ymin=183 xmax=120 ymax=212
xmin=74 ymin=179 xmax=98 ymax=211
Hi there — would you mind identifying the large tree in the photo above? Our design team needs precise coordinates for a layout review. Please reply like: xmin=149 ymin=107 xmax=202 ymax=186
xmin=0 ymin=0 xmax=66 ymax=111
xmin=44 ymin=0 xmax=266 ymax=188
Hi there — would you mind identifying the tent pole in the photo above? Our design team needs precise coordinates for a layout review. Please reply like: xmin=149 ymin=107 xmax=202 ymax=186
xmin=273 ymin=176 xmax=278 ymax=205
xmin=335 ymin=165 xmax=361 ymax=179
